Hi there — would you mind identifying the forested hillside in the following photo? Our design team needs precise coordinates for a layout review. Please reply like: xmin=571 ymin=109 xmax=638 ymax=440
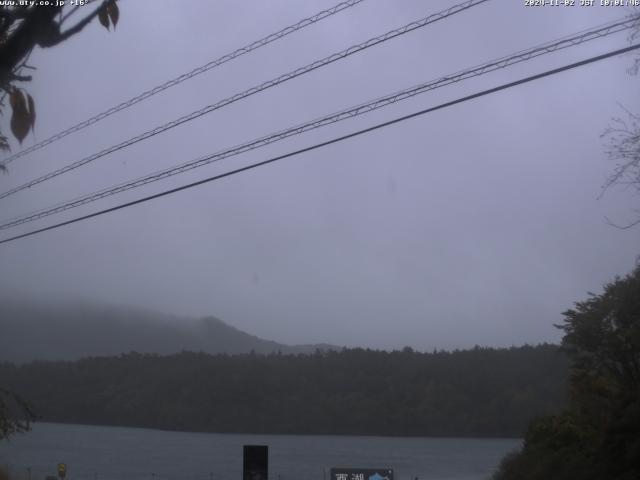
xmin=0 ymin=344 xmax=567 ymax=437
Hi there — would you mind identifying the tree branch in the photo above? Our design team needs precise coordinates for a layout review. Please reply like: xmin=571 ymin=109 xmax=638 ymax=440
xmin=59 ymin=0 xmax=99 ymax=26
xmin=50 ymin=1 xmax=107 ymax=46
xmin=4 ymin=72 xmax=31 ymax=82
xmin=604 ymin=216 xmax=640 ymax=230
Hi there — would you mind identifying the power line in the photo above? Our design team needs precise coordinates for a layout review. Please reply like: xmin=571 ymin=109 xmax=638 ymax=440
xmin=0 ymin=0 xmax=490 ymax=199
xmin=0 ymin=0 xmax=367 ymax=166
xmin=1 ymin=43 xmax=638 ymax=246
xmin=1 ymin=15 xmax=637 ymax=230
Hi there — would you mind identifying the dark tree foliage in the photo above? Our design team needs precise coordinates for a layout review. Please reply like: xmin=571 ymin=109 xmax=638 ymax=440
xmin=493 ymin=266 xmax=640 ymax=480
xmin=0 ymin=344 xmax=566 ymax=438
xmin=0 ymin=0 xmax=119 ymax=161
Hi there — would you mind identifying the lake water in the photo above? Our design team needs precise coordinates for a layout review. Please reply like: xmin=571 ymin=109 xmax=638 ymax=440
xmin=0 ymin=423 xmax=520 ymax=480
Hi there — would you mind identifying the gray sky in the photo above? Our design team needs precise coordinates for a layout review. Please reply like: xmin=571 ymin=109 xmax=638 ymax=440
xmin=1 ymin=0 xmax=639 ymax=351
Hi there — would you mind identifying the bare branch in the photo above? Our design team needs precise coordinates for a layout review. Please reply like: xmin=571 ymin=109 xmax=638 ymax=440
xmin=601 ymin=106 xmax=640 ymax=198
xmin=604 ymin=216 xmax=640 ymax=230
xmin=0 ymin=388 xmax=37 ymax=439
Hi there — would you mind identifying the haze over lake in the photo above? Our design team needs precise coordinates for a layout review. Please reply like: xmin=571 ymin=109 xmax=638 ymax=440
xmin=0 ymin=423 xmax=520 ymax=480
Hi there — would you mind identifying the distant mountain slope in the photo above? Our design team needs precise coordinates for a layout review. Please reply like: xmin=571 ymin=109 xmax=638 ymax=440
xmin=0 ymin=299 xmax=338 ymax=362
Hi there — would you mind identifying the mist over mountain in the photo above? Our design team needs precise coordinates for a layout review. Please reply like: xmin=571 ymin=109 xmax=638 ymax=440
xmin=0 ymin=299 xmax=338 ymax=363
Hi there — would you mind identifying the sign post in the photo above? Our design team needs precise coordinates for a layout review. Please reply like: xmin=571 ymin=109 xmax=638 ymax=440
xmin=57 ymin=464 xmax=67 ymax=480
xmin=243 ymin=445 xmax=268 ymax=480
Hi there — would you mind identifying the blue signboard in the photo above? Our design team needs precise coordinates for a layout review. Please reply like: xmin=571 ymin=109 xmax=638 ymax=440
xmin=330 ymin=468 xmax=393 ymax=480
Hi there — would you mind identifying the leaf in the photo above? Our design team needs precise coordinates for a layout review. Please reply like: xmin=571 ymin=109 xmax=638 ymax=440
xmin=9 ymin=88 xmax=23 ymax=111
xmin=0 ymin=133 xmax=9 ymax=156
xmin=27 ymin=93 xmax=36 ymax=133
xmin=98 ymin=4 xmax=110 ymax=30
xmin=107 ymin=1 xmax=119 ymax=29
xmin=9 ymin=90 xmax=30 ymax=144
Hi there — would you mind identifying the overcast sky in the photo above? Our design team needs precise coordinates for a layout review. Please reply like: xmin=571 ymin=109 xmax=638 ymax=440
xmin=0 ymin=0 xmax=639 ymax=351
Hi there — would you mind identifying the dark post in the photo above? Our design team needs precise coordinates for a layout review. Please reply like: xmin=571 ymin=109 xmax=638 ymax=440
xmin=243 ymin=445 xmax=268 ymax=480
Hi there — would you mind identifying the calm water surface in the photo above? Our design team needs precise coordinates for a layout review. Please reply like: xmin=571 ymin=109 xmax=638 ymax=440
xmin=0 ymin=423 xmax=520 ymax=480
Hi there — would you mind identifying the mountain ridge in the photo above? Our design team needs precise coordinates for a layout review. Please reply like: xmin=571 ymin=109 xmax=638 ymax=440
xmin=0 ymin=299 xmax=339 ymax=363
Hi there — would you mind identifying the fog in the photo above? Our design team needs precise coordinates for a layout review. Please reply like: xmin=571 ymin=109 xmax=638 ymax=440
xmin=0 ymin=0 xmax=638 ymax=351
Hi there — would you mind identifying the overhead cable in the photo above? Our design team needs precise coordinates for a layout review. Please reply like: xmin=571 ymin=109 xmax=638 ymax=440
xmin=0 ymin=0 xmax=490 ymax=197
xmin=1 ymin=43 xmax=638 ymax=246
xmin=0 ymin=0 xmax=367 ymax=166
xmin=1 ymin=15 xmax=637 ymax=230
